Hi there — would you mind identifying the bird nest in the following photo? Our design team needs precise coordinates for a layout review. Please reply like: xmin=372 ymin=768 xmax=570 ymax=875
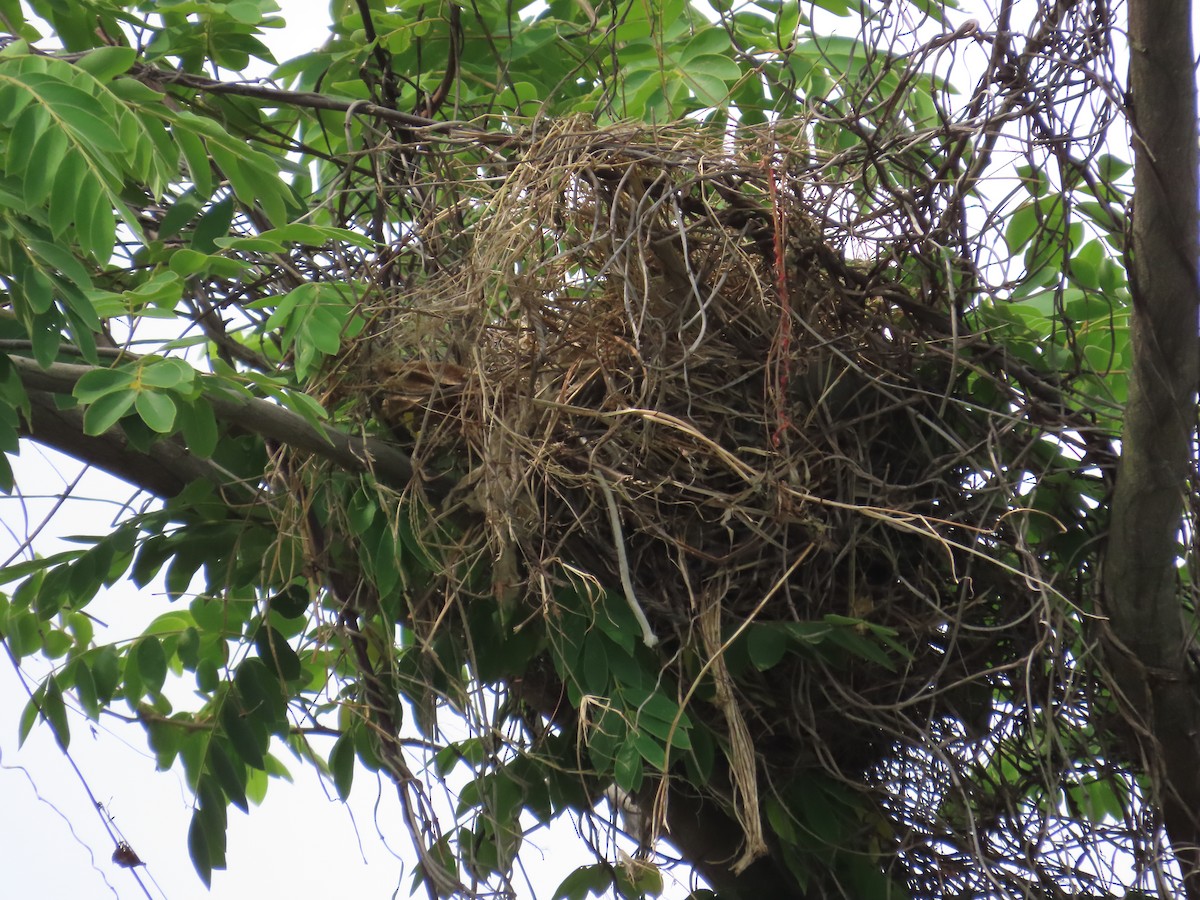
xmin=322 ymin=116 xmax=1109 ymax=886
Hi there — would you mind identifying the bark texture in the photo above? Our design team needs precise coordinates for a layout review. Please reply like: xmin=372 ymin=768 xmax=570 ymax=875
xmin=1104 ymin=0 xmax=1200 ymax=890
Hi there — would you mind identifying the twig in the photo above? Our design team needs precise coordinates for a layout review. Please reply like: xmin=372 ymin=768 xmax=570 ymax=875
xmin=593 ymin=471 xmax=659 ymax=648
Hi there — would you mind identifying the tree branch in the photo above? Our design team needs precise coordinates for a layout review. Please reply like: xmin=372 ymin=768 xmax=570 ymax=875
xmin=20 ymin=390 xmax=233 ymax=498
xmin=131 ymin=64 xmax=464 ymax=135
xmin=1104 ymin=0 xmax=1200 ymax=891
xmin=9 ymin=357 xmax=449 ymax=500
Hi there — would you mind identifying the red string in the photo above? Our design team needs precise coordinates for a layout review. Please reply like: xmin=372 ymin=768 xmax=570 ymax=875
xmin=767 ymin=162 xmax=793 ymax=448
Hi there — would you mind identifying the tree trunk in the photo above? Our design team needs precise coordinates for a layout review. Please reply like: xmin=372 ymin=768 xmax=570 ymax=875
xmin=1104 ymin=0 xmax=1200 ymax=892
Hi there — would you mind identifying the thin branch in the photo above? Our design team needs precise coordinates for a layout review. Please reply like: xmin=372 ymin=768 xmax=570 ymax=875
xmin=132 ymin=64 xmax=466 ymax=135
xmin=422 ymin=4 xmax=462 ymax=119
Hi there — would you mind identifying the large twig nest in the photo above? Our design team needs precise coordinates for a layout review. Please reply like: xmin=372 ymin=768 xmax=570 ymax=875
xmin=324 ymin=116 xmax=1096 ymax=875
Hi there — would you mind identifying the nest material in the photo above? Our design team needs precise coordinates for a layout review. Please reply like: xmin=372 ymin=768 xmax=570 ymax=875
xmin=331 ymin=118 xmax=1097 ymax=883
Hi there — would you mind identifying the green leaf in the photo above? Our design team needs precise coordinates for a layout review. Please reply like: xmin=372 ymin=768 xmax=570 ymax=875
xmin=189 ymin=195 xmax=234 ymax=254
xmin=686 ymin=70 xmax=729 ymax=106
xmin=175 ymin=398 xmax=219 ymax=457
xmin=778 ymin=1 xmax=802 ymax=44
xmin=628 ymin=690 xmax=692 ymax=738
xmin=814 ymin=0 xmax=855 ymax=15
xmin=175 ymin=126 xmax=214 ymax=198
xmin=613 ymin=735 xmax=644 ymax=793
xmin=586 ymin=706 xmax=626 ymax=773
xmin=275 ymin=389 xmax=328 ymax=424
xmin=238 ymin=656 xmax=287 ymax=729
xmin=1068 ymin=239 xmax=1106 ymax=291
xmin=145 ymin=712 xmax=183 ymax=770
xmin=270 ymin=583 xmax=310 ymax=620
xmin=747 ymin=623 xmax=789 ymax=671
xmin=139 ymin=358 xmax=195 ymax=390
xmin=614 ymin=858 xmax=663 ymax=899
xmin=255 ymin=624 xmax=301 ymax=681
xmin=1097 ymin=153 xmax=1132 ymax=182
xmin=245 ymin=767 xmax=268 ymax=806
xmin=40 ymin=675 xmax=70 ymax=749
xmin=553 ymin=864 xmax=614 ymax=900
xmin=74 ymin=367 xmax=135 ymax=403
xmin=136 ymin=635 xmax=168 ymax=695
xmin=766 ymin=795 xmax=799 ymax=844
xmin=631 ymin=728 xmax=667 ymax=768
xmin=221 ymin=694 xmax=267 ymax=770
xmin=685 ymin=54 xmax=742 ymax=84
xmin=177 ymin=625 xmax=201 ymax=668
xmin=72 ymin=659 xmax=99 ymax=718
xmin=21 ymin=270 xmax=54 ymax=318
xmin=581 ymin=636 xmax=609 ymax=694
xmin=680 ymin=28 xmax=733 ymax=63
xmin=26 ymin=239 xmax=93 ymax=291
xmin=208 ymin=740 xmax=249 ymax=813
xmin=330 ymin=731 xmax=355 ymax=801
xmin=823 ymin=625 xmax=897 ymax=671
xmin=226 ymin=1 xmax=266 ymax=25
xmin=73 ymin=46 xmax=137 ymax=81
xmin=207 ymin=140 xmax=290 ymax=224
xmin=135 ymin=389 xmax=179 ymax=433
xmin=42 ymin=90 xmax=124 ymax=153
xmin=7 ymin=104 xmax=49 ymax=176
xmin=17 ymin=686 xmax=41 ymax=744
xmin=158 ymin=188 xmax=204 ymax=240
xmin=91 ymin=645 xmax=120 ymax=702
xmin=75 ymin=182 xmax=116 ymax=261
xmin=82 ymin=388 xmax=135 ymax=435
xmin=23 ymin=125 xmax=68 ymax=206
xmin=188 ymin=808 xmax=214 ymax=887
xmin=0 ymin=80 xmax=33 ymax=126
xmin=49 ymin=152 xmax=88 ymax=238
xmin=34 ymin=563 xmax=72 ymax=618
xmin=196 ymin=658 xmax=219 ymax=694
xmin=260 ymin=223 xmax=375 ymax=249
xmin=41 ymin=628 xmax=71 ymax=658
xmin=213 ymin=235 xmax=287 ymax=254
xmin=68 ymin=610 xmax=95 ymax=645
xmin=169 ymin=248 xmax=212 ymax=277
